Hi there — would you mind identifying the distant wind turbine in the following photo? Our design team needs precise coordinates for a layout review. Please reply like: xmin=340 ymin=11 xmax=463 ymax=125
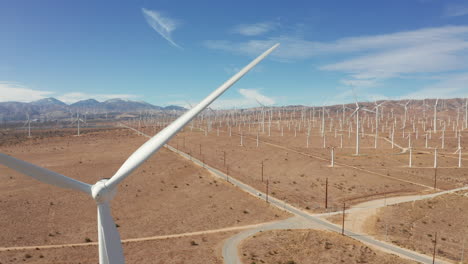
xmin=23 ymin=113 xmax=31 ymax=138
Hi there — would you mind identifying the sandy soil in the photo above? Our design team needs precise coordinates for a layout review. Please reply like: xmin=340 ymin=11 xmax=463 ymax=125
xmin=239 ymin=229 xmax=417 ymax=264
xmin=370 ymin=190 xmax=468 ymax=263
xmin=0 ymin=128 xmax=288 ymax=250
xmin=0 ymin=231 xmax=233 ymax=264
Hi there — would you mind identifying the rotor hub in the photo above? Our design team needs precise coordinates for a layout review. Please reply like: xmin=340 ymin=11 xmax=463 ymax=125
xmin=91 ymin=179 xmax=116 ymax=204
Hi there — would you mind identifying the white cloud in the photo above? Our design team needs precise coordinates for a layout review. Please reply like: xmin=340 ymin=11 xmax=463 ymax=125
xmin=142 ymin=8 xmax=181 ymax=48
xmin=233 ymin=22 xmax=276 ymax=36
xmin=0 ymin=82 xmax=140 ymax=104
xmin=169 ymin=88 xmax=275 ymax=109
xmin=211 ymin=89 xmax=275 ymax=109
xmin=57 ymin=92 xmax=138 ymax=104
xmin=0 ymin=82 xmax=53 ymax=102
xmin=444 ymin=4 xmax=468 ymax=17
xmin=238 ymin=88 xmax=275 ymax=105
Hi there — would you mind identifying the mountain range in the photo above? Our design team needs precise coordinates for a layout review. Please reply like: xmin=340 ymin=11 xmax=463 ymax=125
xmin=0 ymin=98 xmax=186 ymax=121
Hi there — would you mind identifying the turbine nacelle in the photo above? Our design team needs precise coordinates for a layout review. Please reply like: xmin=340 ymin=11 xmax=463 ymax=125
xmin=92 ymin=179 xmax=117 ymax=204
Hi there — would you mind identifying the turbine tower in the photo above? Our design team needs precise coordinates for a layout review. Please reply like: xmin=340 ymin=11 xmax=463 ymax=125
xmin=398 ymin=100 xmax=411 ymax=129
xmin=349 ymin=100 xmax=361 ymax=155
xmin=0 ymin=43 xmax=280 ymax=264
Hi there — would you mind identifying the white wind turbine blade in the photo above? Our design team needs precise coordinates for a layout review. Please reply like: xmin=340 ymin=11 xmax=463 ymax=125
xmin=351 ymin=89 xmax=359 ymax=108
xmin=0 ymin=153 xmax=92 ymax=194
xmin=375 ymin=101 xmax=386 ymax=107
xmin=361 ymin=108 xmax=375 ymax=113
xmin=344 ymin=108 xmax=359 ymax=123
xmin=105 ymin=43 xmax=280 ymax=189
xmin=98 ymin=203 xmax=124 ymax=264
xmin=255 ymin=99 xmax=266 ymax=108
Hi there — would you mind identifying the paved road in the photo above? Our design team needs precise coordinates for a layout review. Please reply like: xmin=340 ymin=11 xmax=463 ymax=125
xmin=0 ymin=221 xmax=276 ymax=252
xmin=222 ymin=216 xmax=321 ymax=264
xmin=121 ymin=124 xmax=451 ymax=264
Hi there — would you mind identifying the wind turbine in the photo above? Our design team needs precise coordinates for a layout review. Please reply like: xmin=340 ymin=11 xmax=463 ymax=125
xmin=349 ymin=100 xmax=361 ymax=155
xmin=362 ymin=101 xmax=386 ymax=148
xmin=71 ymin=113 xmax=86 ymax=136
xmin=398 ymin=100 xmax=411 ymax=129
xmin=23 ymin=113 xmax=32 ymax=138
xmin=0 ymin=43 xmax=279 ymax=264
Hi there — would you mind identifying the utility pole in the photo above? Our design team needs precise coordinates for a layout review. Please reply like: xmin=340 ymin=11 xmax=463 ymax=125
xmin=461 ymin=237 xmax=465 ymax=263
xmin=432 ymin=232 xmax=437 ymax=264
xmin=261 ymin=160 xmax=264 ymax=182
xmin=223 ymin=151 xmax=226 ymax=167
xmin=226 ymin=166 xmax=230 ymax=183
xmin=342 ymin=202 xmax=346 ymax=235
xmin=325 ymin=178 xmax=328 ymax=209
xmin=385 ymin=223 xmax=388 ymax=241
xmin=266 ymin=179 xmax=269 ymax=203
xmin=434 ymin=168 xmax=437 ymax=190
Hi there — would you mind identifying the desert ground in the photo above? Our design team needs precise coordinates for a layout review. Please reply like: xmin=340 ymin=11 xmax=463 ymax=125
xmin=0 ymin=231 xmax=234 ymax=264
xmin=240 ymin=229 xmax=417 ymax=264
xmin=370 ymin=190 xmax=468 ymax=263
xmin=0 ymin=127 xmax=288 ymax=263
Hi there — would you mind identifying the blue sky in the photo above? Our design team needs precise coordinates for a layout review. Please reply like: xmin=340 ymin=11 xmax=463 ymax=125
xmin=2 ymin=0 xmax=468 ymax=108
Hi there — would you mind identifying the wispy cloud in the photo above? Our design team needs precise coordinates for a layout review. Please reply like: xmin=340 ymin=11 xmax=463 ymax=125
xmin=206 ymin=25 xmax=468 ymax=60
xmin=402 ymin=72 xmax=468 ymax=99
xmin=232 ymin=22 xmax=277 ymax=36
xmin=443 ymin=4 xmax=468 ymax=17
xmin=0 ymin=82 xmax=54 ymax=102
xmin=321 ymin=41 xmax=468 ymax=80
xmin=206 ymin=25 xmax=468 ymax=94
xmin=142 ymin=8 xmax=181 ymax=48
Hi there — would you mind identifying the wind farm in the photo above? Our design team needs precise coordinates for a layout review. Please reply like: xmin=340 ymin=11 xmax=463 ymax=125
xmin=2 ymin=92 xmax=468 ymax=263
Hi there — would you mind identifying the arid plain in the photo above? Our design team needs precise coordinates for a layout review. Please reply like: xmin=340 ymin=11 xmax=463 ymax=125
xmin=1 ymin=98 xmax=468 ymax=263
